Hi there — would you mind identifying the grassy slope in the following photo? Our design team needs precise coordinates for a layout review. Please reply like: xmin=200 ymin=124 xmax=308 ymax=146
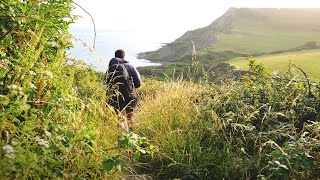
xmin=215 ymin=8 xmax=320 ymax=53
xmin=228 ymin=49 xmax=320 ymax=80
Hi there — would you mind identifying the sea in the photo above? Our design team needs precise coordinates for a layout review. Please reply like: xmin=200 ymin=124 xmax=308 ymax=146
xmin=68 ymin=27 xmax=164 ymax=72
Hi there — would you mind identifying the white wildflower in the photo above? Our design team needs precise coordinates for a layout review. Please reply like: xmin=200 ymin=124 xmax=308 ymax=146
xmin=51 ymin=42 xmax=56 ymax=47
xmin=56 ymin=136 xmax=63 ymax=141
xmin=44 ymin=130 xmax=51 ymax=137
xmin=5 ymin=153 xmax=15 ymax=159
xmin=37 ymin=1 xmax=48 ymax=6
xmin=3 ymin=145 xmax=14 ymax=154
xmin=9 ymin=84 xmax=18 ymax=89
xmin=28 ymin=82 xmax=37 ymax=89
xmin=44 ymin=70 xmax=53 ymax=79
xmin=35 ymin=136 xmax=41 ymax=141
xmin=39 ymin=141 xmax=50 ymax=148
xmin=35 ymin=136 xmax=50 ymax=148
xmin=29 ymin=70 xmax=36 ymax=75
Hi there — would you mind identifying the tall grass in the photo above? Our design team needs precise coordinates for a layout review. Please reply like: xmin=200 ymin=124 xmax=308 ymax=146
xmin=134 ymin=78 xmax=230 ymax=178
xmin=134 ymin=59 xmax=320 ymax=179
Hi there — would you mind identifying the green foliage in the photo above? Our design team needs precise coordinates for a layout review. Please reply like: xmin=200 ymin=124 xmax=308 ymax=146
xmin=102 ymin=155 xmax=124 ymax=172
xmin=135 ymin=59 xmax=320 ymax=179
xmin=101 ymin=132 xmax=156 ymax=172
xmin=214 ymin=59 xmax=320 ymax=179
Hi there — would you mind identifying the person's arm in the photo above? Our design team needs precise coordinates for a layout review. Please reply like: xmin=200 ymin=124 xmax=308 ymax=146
xmin=126 ymin=64 xmax=142 ymax=88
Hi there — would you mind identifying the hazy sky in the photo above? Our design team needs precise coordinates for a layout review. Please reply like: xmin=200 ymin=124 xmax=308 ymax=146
xmin=71 ymin=0 xmax=320 ymax=30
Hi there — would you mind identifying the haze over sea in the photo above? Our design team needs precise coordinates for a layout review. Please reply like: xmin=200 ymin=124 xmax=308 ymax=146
xmin=68 ymin=27 xmax=169 ymax=72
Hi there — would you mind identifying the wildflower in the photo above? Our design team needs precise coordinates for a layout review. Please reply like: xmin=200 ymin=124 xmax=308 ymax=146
xmin=45 ymin=70 xmax=53 ymax=79
xmin=28 ymin=82 xmax=37 ymax=89
xmin=35 ymin=136 xmax=50 ymax=148
xmin=3 ymin=145 xmax=14 ymax=154
xmin=9 ymin=84 xmax=18 ymax=89
xmin=5 ymin=153 xmax=15 ymax=159
xmin=51 ymin=42 xmax=56 ymax=47
xmin=56 ymin=136 xmax=63 ymax=141
xmin=29 ymin=70 xmax=36 ymax=75
xmin=3 ymin=145 xmax=15 ymax=159
xmin=44 ymin=130 xmax=51 ymax=137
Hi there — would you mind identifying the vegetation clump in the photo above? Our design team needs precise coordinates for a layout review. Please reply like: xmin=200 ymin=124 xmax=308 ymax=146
xmin=135 ymin=59 xmax=320 ymax=179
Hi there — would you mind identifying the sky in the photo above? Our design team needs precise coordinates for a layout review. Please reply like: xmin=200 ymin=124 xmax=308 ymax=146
xmin=71 ymin=0 xmax=320 ymax=33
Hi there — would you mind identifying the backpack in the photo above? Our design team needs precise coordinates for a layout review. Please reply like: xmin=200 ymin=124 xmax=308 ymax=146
xmin=106 ymin=63 xmax=137 ymax=111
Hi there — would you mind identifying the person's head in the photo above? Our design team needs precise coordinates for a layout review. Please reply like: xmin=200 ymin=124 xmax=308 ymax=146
xmin=115 ymin=49 xmax=125 ymax=59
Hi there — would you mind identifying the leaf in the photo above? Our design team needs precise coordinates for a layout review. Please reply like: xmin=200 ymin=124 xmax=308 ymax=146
xmin=274 ymin=160 xmax=289 ymax=170
xmin=133 ymin=151 xmax=141 ymax=162
xmin=275 ymin=112 xmax=287 ymax=118
xmin=118 ymin=138 xmax=128 ymax=148
xmin=65 ymin=131 xmax=74 ymax=139
xmin=102 ymin=158 xmax=115 ymax=171
xmin=149 ymin=145 xmax=155 ymax=151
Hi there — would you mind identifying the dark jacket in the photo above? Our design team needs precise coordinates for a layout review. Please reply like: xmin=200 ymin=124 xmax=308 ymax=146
xmin=106 ymin=58 xmax=142 ymax=111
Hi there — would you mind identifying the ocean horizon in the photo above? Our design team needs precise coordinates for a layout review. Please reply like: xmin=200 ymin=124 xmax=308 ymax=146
xmin=68 ymin=27 xmax=163 ymax=72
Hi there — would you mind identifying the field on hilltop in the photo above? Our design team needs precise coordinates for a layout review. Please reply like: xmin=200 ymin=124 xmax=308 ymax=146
xmin=228 ymin=49 xmax=320 ymax=80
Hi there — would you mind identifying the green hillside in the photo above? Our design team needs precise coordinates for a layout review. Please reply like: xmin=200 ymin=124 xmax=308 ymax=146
xmin=229 ymin=49 xmax=320 ymax=80
xmin=215 ymin=8 xmax=320 ymax=53
xmin=139 ymin=8 xmax=320 ymax=62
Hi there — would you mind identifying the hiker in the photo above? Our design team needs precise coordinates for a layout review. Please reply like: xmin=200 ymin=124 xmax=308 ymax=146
xmin=106 ymin=49 xmax=142 ymax=131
